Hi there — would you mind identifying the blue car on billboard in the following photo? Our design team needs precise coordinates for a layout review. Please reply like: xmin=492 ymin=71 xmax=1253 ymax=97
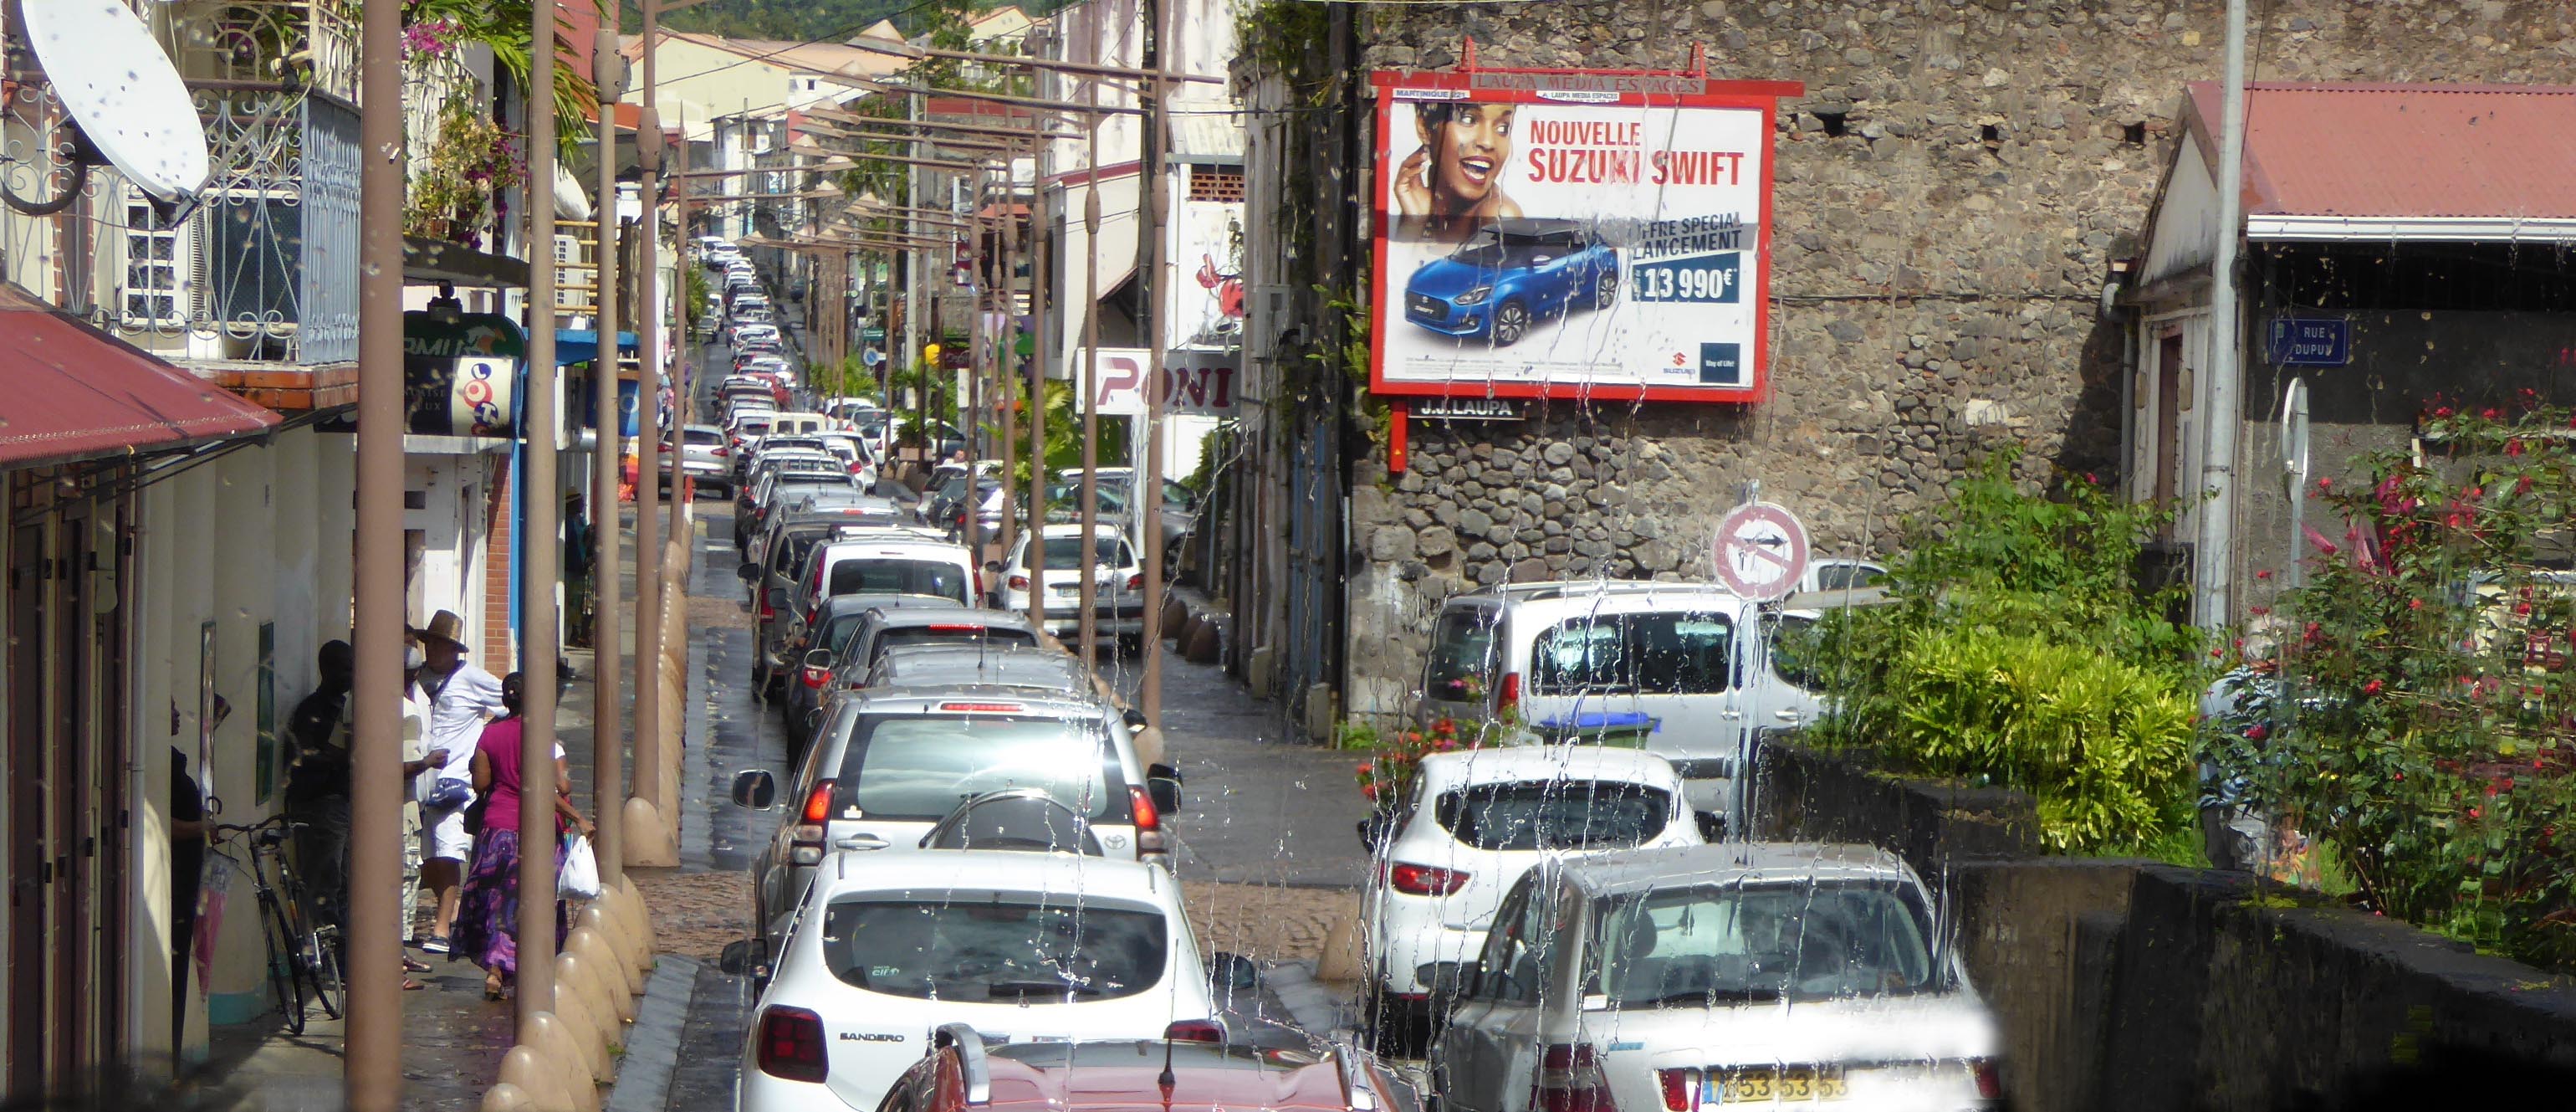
xmin=1403 ymin=220 xmax=1621 ymax=347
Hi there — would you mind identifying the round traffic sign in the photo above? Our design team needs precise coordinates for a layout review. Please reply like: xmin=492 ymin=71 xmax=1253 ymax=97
xmin=1711 ymin=502 xmax=1811 ymax=602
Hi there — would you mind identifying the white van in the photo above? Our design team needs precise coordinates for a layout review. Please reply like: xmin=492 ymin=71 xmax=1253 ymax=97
xmin=766 ymin=411 xmax=830 ymax=438
xmin=1413 ymin=580 xmax=1825 ymax=828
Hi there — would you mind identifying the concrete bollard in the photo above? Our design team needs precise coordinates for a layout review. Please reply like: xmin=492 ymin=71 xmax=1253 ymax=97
xmin=496 ymin=1044 xmax=579 ymax=1112
xmin=478 ymin=1082 xmax=538 ymax=1112
xmin=1185 ymin=618 xmax=1222 ymax=665
xmin=566 ymin=928 xmax=636 ymax=1020
xmin=574 ymin=909 xmax=644 ymax=999
xmin=1314 ymin=900 xmax=1367 ymax=984
xmin=618 ymin=875 xmax=658 ymax=964
xmin=1161 ymin=598 xmax=1190 ymax=642
xmin=544 ymin=965 xmax=616 ymax=1083
xmin=558 ymin=944 xmax=622 ymax=1036
xmin=527 ymin=1013 xmax=601 ymax=1112
xmin=587 ymin=885 xmax=645 ymax=968
xmin=622 ymin=795 xmax=678 ymax=869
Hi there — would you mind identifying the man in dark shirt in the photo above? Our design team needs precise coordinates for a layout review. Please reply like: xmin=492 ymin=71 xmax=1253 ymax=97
xmin=284 ymin=641 xmax=353 ymax=918
xmin=170 ymin=749 xmax=207 ymax=1054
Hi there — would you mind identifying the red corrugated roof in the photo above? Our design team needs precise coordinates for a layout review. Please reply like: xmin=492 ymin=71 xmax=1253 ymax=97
xmin=2189 ymin=81 xmax=2576 ymax=219
xmin=0 ymin=283 xmax=278 ymax=468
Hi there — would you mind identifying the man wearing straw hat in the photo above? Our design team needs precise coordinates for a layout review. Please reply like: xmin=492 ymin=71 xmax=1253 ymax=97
xmin=410 ymin=610 xmax=503 ymax=954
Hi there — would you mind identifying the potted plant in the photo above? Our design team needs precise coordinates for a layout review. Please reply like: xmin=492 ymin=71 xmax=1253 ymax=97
xmin=404 ymin=95 xmax=522 ymax=245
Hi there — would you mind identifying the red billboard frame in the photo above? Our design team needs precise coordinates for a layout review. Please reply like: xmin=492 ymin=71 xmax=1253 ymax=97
xmin=1367 ymin=63 xmax=1802 ymax=406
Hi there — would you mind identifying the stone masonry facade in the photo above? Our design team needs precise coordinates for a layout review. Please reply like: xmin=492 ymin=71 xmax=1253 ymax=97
xmin=1332 ymin=1 xmax=2576 ymax=714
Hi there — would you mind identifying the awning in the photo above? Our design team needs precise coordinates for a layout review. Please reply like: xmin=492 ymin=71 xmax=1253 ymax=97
xmin=0 ymin=282 xmax=279 ymax=468
xmin=404 ymin=235 xmax=533 ymax=289
xmin=555 ymin=330 xmax=639 ymax=366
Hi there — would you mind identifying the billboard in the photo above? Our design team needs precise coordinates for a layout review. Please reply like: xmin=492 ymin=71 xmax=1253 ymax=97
xmin=404 ymin=311 xmax=524 ymax=436
xmin=1369 ymin=69 xmax=1797 ymax=403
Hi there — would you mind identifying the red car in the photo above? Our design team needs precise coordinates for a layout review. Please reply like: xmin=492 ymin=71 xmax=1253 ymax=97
xmin=867 ymin=1031 xmax=1420 ymax=1112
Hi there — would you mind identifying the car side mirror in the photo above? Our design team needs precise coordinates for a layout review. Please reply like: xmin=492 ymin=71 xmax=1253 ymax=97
xmin=736 ymin=561 xmax=759 ymax=582
xmin=731 ymin=769 xmax=777 ymax=809
xmin=985 ymin=560 xmax=1004 ymax=572
xmin=1359 ymin=811 xmax=1398 ymax=849
xmin=1208 ymin=952 xmax=1260 ymax=993
xmin=1148 ymin=775 xmax=1182 ymax=816
xmin=765 ymin=587 xmax=790 ymax=611
xmin=1422 ymin=960 xmax=1477 ymax=1002
xmin=802 ymin=648 xmax=833 ymax=671
xmin=718 ymin=937 xmax=768 ymax=977
xmin=1122 ymin=708 xmax=1150 ymax=731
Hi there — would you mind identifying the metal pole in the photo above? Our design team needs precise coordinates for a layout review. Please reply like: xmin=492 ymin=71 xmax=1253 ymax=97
xmin=348 ymin=0 xmax=404 ymax=1104
xmin=627 ymin=0 xmax=665 ymax=877
xmin=964 ymin=166 xmax=987 ymax=566
xmin=1138 ymin=0 xmax=1170 ymax=716
xmin=641 ymin=118 xmax=684 ymax=829
xmin=1077 ymin=75 xmax=1101 ymax=662
xmin=2195 ymin=0 xmax=2250 ymax=632
xmin=590 ymin=27 xmax=626 ymax=881
xmin=519 ymin=1 xmax=563 ymax=1029
xmin=999 ymin=164 xmax=1020 ymax=553
xmin=1027 ymin=149 xmax=1050 ymax=633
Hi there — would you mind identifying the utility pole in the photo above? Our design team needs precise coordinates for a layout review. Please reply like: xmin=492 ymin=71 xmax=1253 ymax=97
xmin=1027 ymin=123 xmax=1050 ymax=633
xmin=964 ymin=165 xmax=987 ymax=565
xmin=1077 ymin=71 xmax=1102 ymax=662
xmin=628 ymin=0 xmax=670 ymax=870
xmin=350 ymin=0 xmax=404 ymax=1103
xmin=2195 ymin=0 xmax=2249 ymax=631
xmin=998 ymin=163 xmax=1020 ymax=553
xmin=519 ymin=0 xmax=564 ymax=1029
xmin=589 ymin=25 xmax=626 ymax=879
xmin=1138 ymin=0 xmax=1171 ymax=720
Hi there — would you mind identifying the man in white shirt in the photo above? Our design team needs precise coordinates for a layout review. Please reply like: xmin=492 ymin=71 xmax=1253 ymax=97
xmin=411 ymin=610 xmax=503 ymax=953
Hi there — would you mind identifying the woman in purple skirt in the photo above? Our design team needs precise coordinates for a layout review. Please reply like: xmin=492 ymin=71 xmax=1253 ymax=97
xmin=452 ymin=673 xmax=594 ymax=999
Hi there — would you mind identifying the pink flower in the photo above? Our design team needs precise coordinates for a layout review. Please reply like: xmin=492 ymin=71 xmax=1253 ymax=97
xmin=2364 ymin=679 xmax=2384 ymax=695
xmin=2244 ymin=725 xmax=2270 ymax=740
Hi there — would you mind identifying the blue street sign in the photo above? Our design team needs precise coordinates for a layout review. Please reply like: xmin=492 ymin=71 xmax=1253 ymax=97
xmin=2267 ymin=315 xmax=2350 ymax=366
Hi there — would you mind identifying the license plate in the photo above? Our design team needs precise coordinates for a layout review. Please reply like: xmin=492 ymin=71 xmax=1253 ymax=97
xmin=1706 ymin=1068 xmax=1848 ymax=1103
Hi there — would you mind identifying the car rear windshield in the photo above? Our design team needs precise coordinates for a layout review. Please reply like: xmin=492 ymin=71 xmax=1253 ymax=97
xmin=820 ymin=896 xmax=1165 ymax=1002
xmin=833 ymin=713 xmax=1121 ymax=820
xmin=826 ymin=558 xmax=969 ymax=602
xmin=682 ymin=428 xmax=725 ymax=446
xmin=1424 ymin=609 xmax=1497 ymax=702
xmin=1040 ymin=536 xmax=1134 ymax=567
xmin=1585 ymin=879 xmax=1937 ymax=1007
xmin=874 ymin=626 xmax=1038 ymax=657
xmin=1434 ymin=780 xmax=1669 ymax=851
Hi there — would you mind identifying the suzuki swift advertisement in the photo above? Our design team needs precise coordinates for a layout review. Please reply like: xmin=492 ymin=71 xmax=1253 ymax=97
xmin=1369 ymin=69 xmax=1792 ymax=403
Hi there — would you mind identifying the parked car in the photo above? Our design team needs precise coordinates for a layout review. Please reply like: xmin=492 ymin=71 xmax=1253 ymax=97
xmin=1403 ymin=219 xmax=1621 ymax=347
xmin=1358 ymin=747 xmax=1699 ymax=1043
xmin=729 ymin=851 xmax=1221 ymax=1112
xmin=864 ymin=1034 xmax=1422 ymax=1112
xmin=774 ymin=592 xmax=963 ymax=756
xmin=1429 ymin=843 xmax=2003 ymax=1112
xmin=1800 ymin=557 xmax=1889 ymax=594
xmin=984 ymin=524 xmax=1148 ymax=654
xmin=728 ymin=684 xmax=1172 ymax=953
xmin=662 ymin=423 xmax=731 ymax=497
xmin=795 ymin=532 xmax=981 ymax=619
xmin=1056 ymin=467 xmax=1200 ymax=573
xmin=1413 ymin=580 xmax=1824 ymax=829
xmin=861 ymin=643 xmax=1091 ymax=695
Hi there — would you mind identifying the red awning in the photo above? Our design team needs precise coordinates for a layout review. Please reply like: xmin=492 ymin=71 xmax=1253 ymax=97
xmin=0 ymin=282 xmax=279 ymax=468
xmin=2189 ymin=81 xmax=2576 ymax=219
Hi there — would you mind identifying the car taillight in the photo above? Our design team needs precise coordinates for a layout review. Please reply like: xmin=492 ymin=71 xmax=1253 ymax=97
xmin=1163 ymin=1019 xmax=1223 ymax=1043
xmin=1128 ymin=784 xmax=1168 ymax=855
xmin=1125 ymin=573 xmax=1143 ymax=591
xmin=1534 ymin=1044 xmax=1615 ymax=1112
xmin=713 ymin=445 xmax=730 ymax=458
xmin=759 ymin=593 xmax=775 ymax=620
xmin=938 ymin=702 xmax=1025 ymax=713
xmin=1498 ymin=671 xmax=1522 ymax=711
xmin=1386 ymin=862 xmax=1469 ymax=896
xmin=1008 ymin=575 xmax=1030 ymax=591
xmin=755 ymin=1006 xmax=829 ymax=1084
xmin=1970 ymin=1058 xmax=2002 ymax=1100
xmin=1656 ymin=1070 xmax=1694 ymax=1112
xmin=800 ymin=663 xmax=830 ymax=689
xmin=790 ymin=779 xmax=834 ymax=864
xmin=927 ymin=624 xmax=989 ymax=633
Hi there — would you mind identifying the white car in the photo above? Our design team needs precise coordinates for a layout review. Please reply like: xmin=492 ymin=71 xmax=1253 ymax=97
xmin=1433 ymin=843 xmax=2003 ymax=1112
xmin=735 ymin=850 xmax=1221 ymax=1112
xmin=984 ymin=523 xmax=1149 ymax=653
xmin=1359 ymin=746 xmax=1699 ymax=1035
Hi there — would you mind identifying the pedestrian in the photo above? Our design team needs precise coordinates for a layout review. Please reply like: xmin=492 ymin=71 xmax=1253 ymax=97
xmin=169 ymin=749 xmax=209 ymax=1055
xmin=411 ymin=610 xmax=503 ymax=955
xmin=282 ymin=640 xmax=354 ymax=922
xmin=452 ymin=673 xmax=593 ymax=999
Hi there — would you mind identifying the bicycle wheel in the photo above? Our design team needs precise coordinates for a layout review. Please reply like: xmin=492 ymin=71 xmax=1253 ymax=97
xmin=258 ymin=890 xmax=309 ymax=1036
xmin=303 ymin=923 xmax=344 ymax=1020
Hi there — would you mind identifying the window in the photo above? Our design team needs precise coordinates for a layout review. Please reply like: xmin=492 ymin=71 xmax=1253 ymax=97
xmin=1764 ymin=614 xmax=1823 ymax=691
xmin=1478 ymin=874 xmax=1563 ymax=1005
xmin=834 ymin=713 xmax=1117 ymax=821
xmin=1435 ymin=780 xmax=1670 ymax=852
xmin=1584 ymin=880 xmax=1938 ymax=1007
xmin=821 ymin=896 xmax=1166 ymax=1002
xmin=121 ymin=197 xmax=182 ymax=326
xmin=1531 ymin=611 xmax=1736 ymax=695
xmin=1038 ymin=535 xmax=1134 ymax=568
xmin=1423 ymin=609 xmax=1497 ymax=703
xmin=826 ymin=558 xmax=969 ymax=602
xmin=1187 ymin=167 xmax=1245 ymax=202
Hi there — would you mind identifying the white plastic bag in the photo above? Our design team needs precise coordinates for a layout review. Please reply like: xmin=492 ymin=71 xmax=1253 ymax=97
xmin=558 ymin=833 xmax=602 ymax=899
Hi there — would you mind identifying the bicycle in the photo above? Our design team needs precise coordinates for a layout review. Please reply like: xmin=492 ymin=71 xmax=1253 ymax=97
xmin=211 ymin=815 xmax=343 ymax=1034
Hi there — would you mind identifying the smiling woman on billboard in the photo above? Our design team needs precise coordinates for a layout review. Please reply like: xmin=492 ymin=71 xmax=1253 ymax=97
xmin=1391 ymin=101 xmax=1526 ymax=242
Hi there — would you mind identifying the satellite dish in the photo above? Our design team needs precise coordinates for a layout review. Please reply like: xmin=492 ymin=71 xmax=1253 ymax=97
xmin=21 ymin=0 xmax=211 ymax=202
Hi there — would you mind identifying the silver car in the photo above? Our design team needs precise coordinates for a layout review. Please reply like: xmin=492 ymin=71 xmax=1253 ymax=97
xmin=662 ymin=423 xmax=730 ymax=497
xmin=1433 ymin=843 xmax=2002 ymax=1112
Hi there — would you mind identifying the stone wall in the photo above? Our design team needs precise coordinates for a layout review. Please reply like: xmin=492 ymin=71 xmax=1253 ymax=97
xmin=1334 ymin=1 xmax=2576 ymax=710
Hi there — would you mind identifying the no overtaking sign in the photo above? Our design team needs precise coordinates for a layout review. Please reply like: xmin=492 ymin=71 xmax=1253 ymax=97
xmin=1711 ymin=501 xmax=1810 ymax=602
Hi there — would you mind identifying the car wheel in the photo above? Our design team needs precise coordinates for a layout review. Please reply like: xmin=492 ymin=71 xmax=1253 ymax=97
xmin=1592 ymin=269 xmax=1619 ymax=310
xmin=1491 ymin=300 xmax=1529 ymax=346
